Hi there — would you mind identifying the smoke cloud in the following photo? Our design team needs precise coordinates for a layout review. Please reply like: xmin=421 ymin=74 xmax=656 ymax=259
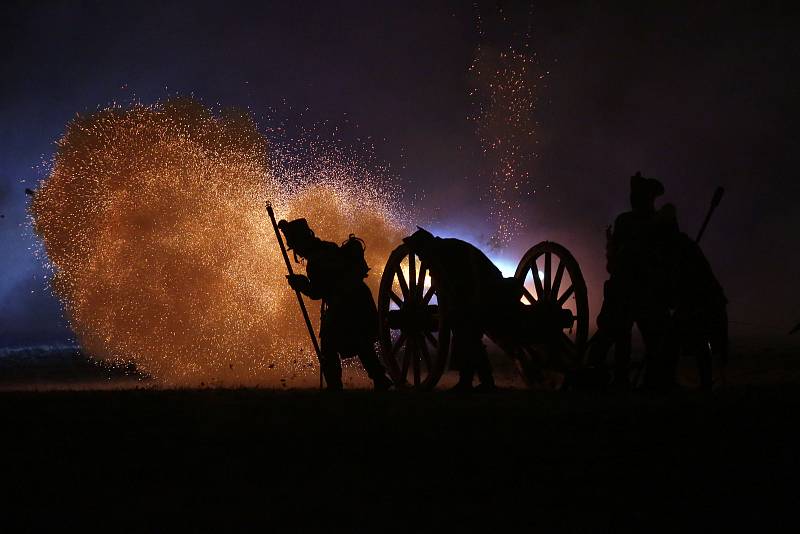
xmin=30 ymin=99 xmax=407 ymax=386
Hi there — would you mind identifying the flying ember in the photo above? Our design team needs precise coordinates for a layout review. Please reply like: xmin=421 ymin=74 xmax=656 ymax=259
xmin=30 ymin=98 xmax=408 ymax=386
xmin=469 ymin=5 xmax=546 ymax=248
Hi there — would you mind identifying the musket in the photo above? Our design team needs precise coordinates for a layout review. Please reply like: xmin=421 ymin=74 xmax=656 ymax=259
xmin=695 ymin=187 xmax=725 ymax=243
xmin=266 ymin=202 xmax=324 ymax=389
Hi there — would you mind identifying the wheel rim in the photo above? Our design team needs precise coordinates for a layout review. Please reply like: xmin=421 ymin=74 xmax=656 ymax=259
xmin=377 ymin=244 xmax=450 ymax=390
xmin=513 ymin=241 xmax=589 ymax=382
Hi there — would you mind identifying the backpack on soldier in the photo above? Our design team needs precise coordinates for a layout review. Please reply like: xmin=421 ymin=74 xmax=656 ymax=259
xmin=340 ymin=234 xmax=370 ymax=279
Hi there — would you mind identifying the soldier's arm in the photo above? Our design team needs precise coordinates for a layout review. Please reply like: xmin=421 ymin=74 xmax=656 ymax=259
xmin=303 ymin=272 xmax=324 ymax=300
xmin=304 ymin=281 xmax=324 ymax=300
xmin=606 ymin=214 xmax=628 ymax=274
xmin=305 ymin=262 xmax=328 ymax=300
xmin=286 ymin=274 xmax=323 ymax=300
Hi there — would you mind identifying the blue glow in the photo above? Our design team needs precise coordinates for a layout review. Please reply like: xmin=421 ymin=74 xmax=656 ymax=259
xmin=425 ymin=224 xmax=519 ymax=278
xmin=492 ymin=257 xmax=519 ymax=278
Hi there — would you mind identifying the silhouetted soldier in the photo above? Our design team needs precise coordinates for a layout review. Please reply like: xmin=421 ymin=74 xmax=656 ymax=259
xmin=403 ymin=228 xmax=518 ymax=392
xmin=666 ymin=230 xmax=728 ymax=390
xmin=278 ymin=218 xmax=393 ymax=391
xmin=589 ymin=172 xmax=675 ymax=389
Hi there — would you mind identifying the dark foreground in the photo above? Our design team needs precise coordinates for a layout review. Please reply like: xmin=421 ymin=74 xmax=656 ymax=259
xmin=1 ymin=386 xmax=798 ymax=532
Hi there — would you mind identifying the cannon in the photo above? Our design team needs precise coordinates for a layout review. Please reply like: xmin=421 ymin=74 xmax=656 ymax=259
xmin=377 ymin=240 xmax=589 ymax=389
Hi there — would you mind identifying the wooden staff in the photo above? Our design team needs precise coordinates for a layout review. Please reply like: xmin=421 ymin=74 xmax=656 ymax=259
xmin=266 ymin=203 xmax=324 ymax=389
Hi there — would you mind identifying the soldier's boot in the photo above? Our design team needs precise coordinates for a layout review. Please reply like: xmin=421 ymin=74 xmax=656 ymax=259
xmin=696 ymin=347 xmax=713 ymax=391
xmin=447 ymin=365 xmax=474 ymax=392
xmin=450 ymin=358 xmax=476 ymax=392
xmin=586 ymin=330 xmax=614 ymax=368
xmin=372 ymin=374 xmax=394 ymax=391
xmin=358 ymin=347 xmax=393 ymax=391
xmin=475 ymin=361 xmax=496 ymax=393
xmin=321 ymin=355 xmax=343 ymax=391
xmin=450 ymin=379 xmax=474 ymax=393
xmin=613 ymin=361 xmax=631 ymax=390
xmin=474 ymin=381 xmax=497 ymax=393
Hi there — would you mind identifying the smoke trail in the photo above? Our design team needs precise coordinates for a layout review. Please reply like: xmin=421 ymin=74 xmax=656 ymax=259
xmin=30 ymin=98 xmax=407 ymax=386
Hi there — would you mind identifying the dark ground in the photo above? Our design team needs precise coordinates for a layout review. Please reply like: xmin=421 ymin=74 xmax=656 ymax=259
xmin=1 ymin=382 xmax=798 ymax=532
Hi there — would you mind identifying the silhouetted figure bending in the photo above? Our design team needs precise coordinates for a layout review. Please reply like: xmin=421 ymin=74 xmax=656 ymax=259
xmin=589 ymin=172 xmax=675 ymax=389
xmin=278 ymin=218 xmax=392 ymax=391
xmin=403 ymin=228 xmax=518 ymax=392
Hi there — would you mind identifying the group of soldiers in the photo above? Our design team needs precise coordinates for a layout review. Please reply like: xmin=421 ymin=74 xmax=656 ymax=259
xmin=277 ymin=171 xmax=727 ymax=392
xmin=588 ymin=172 xmax=728 ymax=391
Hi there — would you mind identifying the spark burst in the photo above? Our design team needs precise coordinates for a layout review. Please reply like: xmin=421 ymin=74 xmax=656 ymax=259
xmin=469 ymin=4 xmax=546 ymax=248
xmin=30 ymin=98 xmax=408 ymax=387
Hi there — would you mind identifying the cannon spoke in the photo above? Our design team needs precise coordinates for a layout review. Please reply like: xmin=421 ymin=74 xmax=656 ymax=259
xmin=424 ymin=331 xmax=438 ymax=348
xmin=391 ymin=332 xmax=407 ymax=356
xmin=544 ymin=251 xmax=552 ymax=298
xmin=522 ymin=286 xmax=536 ymax=305
xmin=532 ymin=264 xmax=545 ymax=299
xmin=389 ymin=290 xmax=404 ymax=308
xmin=417 ymin=333 xmax=432 ymax=371
xmin=408 ymin=253 xmax=417 ymax=301
xmin=422 ymin=284 xmax=436 ymax=305
xmin=551 ymin=261 xmax=566 ymax=300
xmin=396 ymin=267 xmax=410 ymax=299
xmin=557 ymin=284 xmax=574 ymax=306
xmin=417 ymin=262 xmax=427 ymax=299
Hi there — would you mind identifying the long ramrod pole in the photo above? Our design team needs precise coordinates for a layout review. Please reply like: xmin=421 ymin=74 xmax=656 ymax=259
xmin=266 ymin=203 xmax=324 ymax=389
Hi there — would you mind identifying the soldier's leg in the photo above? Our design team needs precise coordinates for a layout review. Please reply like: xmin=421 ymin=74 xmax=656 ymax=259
xmin=590 ymin=283 xmax=618 ymax=368
xmin=592 ymin=281 xmax=634 ymax=384
xmin=320 ymin=336 xmax=343 ymax=391
xmin=356 ymin=342 xmax=392 ymax=390
xmin=452 ymin=327 xmax=478 ymax=389
xmin=709 ymin=306 xmax=729 ymax=385
xmin=613 ymin=321 xmax=633 ymax=386
xmin=693 ymin=336 xmax=713 ymax=391
xmin=639 ymin=310 xmax=671 ymax=390
xmin=587 ymin=329 xmax=615 ymax=367
xmin=474 ymin=338 xmax=495 ymax=388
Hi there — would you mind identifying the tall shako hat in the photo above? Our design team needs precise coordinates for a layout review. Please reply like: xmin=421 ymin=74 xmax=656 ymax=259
xmin=277 ymin=218 xmax=314 ymax=250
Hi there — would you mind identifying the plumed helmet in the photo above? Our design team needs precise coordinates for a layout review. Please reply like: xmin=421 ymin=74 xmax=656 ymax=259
xmin=277 ymin=218 xmax=315 ymax=250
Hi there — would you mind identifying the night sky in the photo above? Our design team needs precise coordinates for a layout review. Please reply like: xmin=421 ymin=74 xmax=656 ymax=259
xmin=1 ymin=0 xmax=798 ymax=347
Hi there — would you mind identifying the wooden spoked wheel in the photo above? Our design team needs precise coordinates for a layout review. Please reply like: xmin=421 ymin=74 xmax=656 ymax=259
xmin=512 ymin=241 xmax=589 ymax=386
xmin=377 ymin=244 xmax=450 ymax=390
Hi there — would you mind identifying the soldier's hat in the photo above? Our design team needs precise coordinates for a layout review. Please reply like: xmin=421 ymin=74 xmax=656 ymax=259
xmin=277 ymin=218 xmax=315 ymax=250
xmin=630 ymin=171 xmax=664 ymax=199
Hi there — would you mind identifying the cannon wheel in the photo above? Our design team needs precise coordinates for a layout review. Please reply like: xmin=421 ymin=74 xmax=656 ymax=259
xmin=513 ymin=241 xmax=589 ymax=386
xmin=377 ymin=244 xmax=450 ymax=390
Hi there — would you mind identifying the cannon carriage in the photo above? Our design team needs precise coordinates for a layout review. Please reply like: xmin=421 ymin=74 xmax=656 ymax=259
xmin=377 ymin=240 xmax=589 ymax=390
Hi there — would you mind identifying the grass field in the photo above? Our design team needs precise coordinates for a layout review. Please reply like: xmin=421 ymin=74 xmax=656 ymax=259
xmin=2 ymin=341 xmax=799 ymax=530
xmin=1 ymin=382 xmax=798 ymax=531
